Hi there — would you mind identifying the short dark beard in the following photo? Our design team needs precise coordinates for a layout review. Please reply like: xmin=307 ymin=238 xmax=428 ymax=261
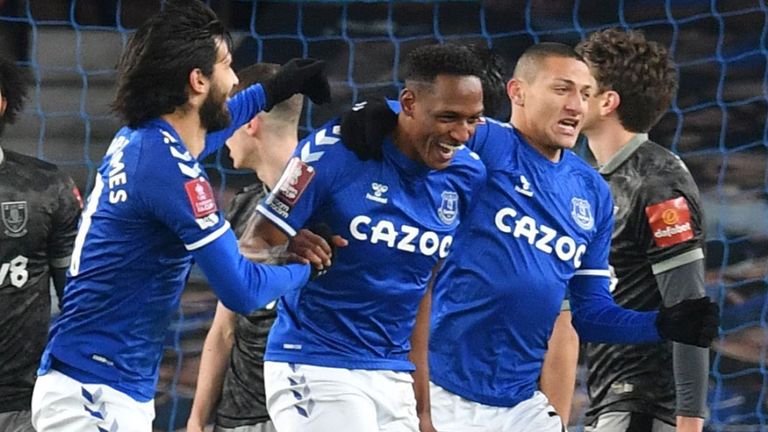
xmin=200 ymin=85 xmax=231 ymax=132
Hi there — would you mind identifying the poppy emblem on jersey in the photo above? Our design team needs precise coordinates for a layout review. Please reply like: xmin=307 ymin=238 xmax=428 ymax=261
xmin=267 ymin=157 xmax=315 ymax=218
xmin=438 ymin=191 xmax=459 ymax=225
xmin=2 ymin=201 xmax=28 ymax=237
xmin=184 ymin=178 xmax=217 ymax=218
xmin=645 ymin=196 xmax=693 ymax=248
xmin=571 ymin=197 xmax=594 ymax=230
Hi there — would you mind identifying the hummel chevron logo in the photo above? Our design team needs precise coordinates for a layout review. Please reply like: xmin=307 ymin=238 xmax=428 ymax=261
xmin=314 ymin=128 xmax=340 ymax=146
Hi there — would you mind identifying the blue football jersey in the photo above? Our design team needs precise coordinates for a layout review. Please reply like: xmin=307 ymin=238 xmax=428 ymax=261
xmin=258 ymin=120 xmax=486 ymax=371
xmin=428 ymin=119 xmax=615 ymax=407
xmin=39 ymin=85 xmax=310 ymax=402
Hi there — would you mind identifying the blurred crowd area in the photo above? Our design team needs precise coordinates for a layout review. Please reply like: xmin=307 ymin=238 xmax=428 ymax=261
xmin=0 ymin=1 xmax=766 ymax=430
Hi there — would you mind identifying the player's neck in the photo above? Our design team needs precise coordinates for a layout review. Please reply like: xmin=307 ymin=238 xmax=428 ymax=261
xmin=584 ymin=122 xmax=636 ymax=166
xmin=161 ymin=111 xmax=206 ymax=158
xmin=252 ymin=133 xmax=298 ymax=189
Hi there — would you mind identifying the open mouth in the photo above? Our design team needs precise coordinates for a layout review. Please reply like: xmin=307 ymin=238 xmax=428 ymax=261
xmin=557 ymin=118 xmax=579 ymax=135
xmin=438 ymin=141 xmax=462 ymax=157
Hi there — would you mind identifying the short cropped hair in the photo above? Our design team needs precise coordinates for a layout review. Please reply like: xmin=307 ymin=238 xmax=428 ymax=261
xmin=513 ymin=42 xmax=585 ymax=82
xmin=403 ymin=43 xmax=484 ymax=85
xmin=576 ymin=28 xmax=678 ymax=133
xmin=235 ymin=63 xmax=303 ymax=127
xmin=112 ymin=0 xmax=232 ymax=128
xmin=0 ymin=56 xmax=28 ymax=135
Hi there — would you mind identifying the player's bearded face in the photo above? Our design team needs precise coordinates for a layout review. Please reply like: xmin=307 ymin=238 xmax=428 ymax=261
xmin=524 ymin=57 xmax=593 ymax=151
xmin=408 ymin=75 xmax=483 ymax=170
xmin=200 ymin=80 xmax=231 ymax=132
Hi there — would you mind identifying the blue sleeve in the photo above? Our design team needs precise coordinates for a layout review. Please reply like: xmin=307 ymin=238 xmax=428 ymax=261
xmin=569 ymin=274 xmax=660 ymax=344
xmin=201 ymin=84 xmax=267 ymax=159
xmin=464 ymin=120 xmax=509 ymax=171
xmin=135 ymin=133 xmax=230 ymax=249
xmin=256 ymin=122 xmax=344 ymax=236
xmin=570 ymin=178 xmax=661 ymax=343
xmin=192 ymin=229 xmax=310 ymax=315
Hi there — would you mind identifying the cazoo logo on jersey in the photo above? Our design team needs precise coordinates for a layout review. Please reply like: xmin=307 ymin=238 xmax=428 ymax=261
xmin=495 ymin=207 xmax=587 ymax=268
xmin=349 ymin=215 xmax=453 ymax=258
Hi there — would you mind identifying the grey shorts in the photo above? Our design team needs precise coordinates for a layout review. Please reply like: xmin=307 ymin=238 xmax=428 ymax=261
xmin=214 ymin=420 xmax=277 ymax=432
xmin=585 ymin=412 xmax=675 ymax=432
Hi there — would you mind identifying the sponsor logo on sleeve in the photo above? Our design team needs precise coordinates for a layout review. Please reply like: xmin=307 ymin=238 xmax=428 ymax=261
xmin=266 ymin=157 xmax=315 ymax=218
xmin=184 ymin=178 xmax=217 ymax=218
xmin=645 ymin=196 xmax=693 ymax=247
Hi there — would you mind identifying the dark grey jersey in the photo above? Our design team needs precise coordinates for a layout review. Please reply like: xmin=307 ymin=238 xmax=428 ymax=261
xmin=584 ymin=135 xmax=706 ymax=425
xmin=216 ymin=183 xmax=278 ymax=428
xmin=0 ymin=148 xmax=81 ymax=412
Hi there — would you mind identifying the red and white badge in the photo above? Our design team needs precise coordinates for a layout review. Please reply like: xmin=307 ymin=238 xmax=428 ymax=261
xmin=276 ymin=157 xmax=315 ymax=207
xmin=184 ymin=178 xmax=217 ymax=218
xmin=645 ymin=196 xmax=693 ymax=248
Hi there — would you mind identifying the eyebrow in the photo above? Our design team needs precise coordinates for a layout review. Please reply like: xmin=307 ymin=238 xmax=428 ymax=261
xmin=552 ymin=78 xmax=592 ymax=89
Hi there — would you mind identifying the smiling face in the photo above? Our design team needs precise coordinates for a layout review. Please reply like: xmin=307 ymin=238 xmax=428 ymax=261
xmin=511 ymin=56 xmax=594 ymax=160
xmin=399 ymin=74 xmax=484 ymax=170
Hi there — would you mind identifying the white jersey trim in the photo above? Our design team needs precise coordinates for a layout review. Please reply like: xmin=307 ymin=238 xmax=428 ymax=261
xmin=185 ymin=221 xmax=231 ymax=251
xmin=256 ymin=204 xmax=297 ymax=237
xmin=573 ymin=269 xmax=611 ymax=277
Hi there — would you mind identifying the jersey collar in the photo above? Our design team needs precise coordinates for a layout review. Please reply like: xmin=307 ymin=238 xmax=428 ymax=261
xmin=598 ymin=133 xmax=649 ymax=175
xmin=382 ymin=137 xmax=431 ymax=179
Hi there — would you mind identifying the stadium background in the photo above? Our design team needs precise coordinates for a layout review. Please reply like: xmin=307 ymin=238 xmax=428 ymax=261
xmin=0 ymin=0 xmax=765 ymax=430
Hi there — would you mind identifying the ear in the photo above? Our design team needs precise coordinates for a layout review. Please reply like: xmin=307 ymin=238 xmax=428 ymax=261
xmin=507 ymin=78 xmax=524 ymax=107
xmin=188 ymin=68 xmax=208 ymax=96
xmin=0 ymin=97 xmax=6 ymax=118
xmin=244 ymin=115 xmax=261 ymax=137
xmin=600 ymin=90 xmax=621 ymax=116
xmin=399 ymin=88 xmax=416 ymax=117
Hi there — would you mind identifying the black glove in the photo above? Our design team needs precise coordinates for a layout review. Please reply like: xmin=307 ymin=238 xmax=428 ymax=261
xmin=655 ymin=297 xmax=720 ymax=348
xmin=308 ymin=223 xmax=336 ymax=280
xmin=262 ymin=58 xmax=331 ymax=111
xmin=339 ymin=97 xmax=398 ymax=161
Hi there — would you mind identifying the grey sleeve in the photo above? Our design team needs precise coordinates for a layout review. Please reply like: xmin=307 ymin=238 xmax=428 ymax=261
xmin=654 ymin=250 xmax=709 ymax=418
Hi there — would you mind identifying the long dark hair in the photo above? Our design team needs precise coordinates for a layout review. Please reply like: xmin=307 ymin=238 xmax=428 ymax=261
xmin=112 ymin=0 xmax=232 ymax=128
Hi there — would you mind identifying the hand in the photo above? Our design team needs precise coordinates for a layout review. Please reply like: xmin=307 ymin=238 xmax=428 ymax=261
xmin=262 ymin=58 xmax=331 ymax=110
xmin=288 ymin=223 xmax=348 ymax=279
xmin=340 ymin=97 xmax=398 ymax=161
xmin=655 ymin=297 xmax=719 ymax=347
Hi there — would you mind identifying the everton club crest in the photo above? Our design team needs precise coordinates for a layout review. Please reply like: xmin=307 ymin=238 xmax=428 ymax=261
xmin=438 ymin=191 xmax=458 ymax=225
xmin=2 ymin=201 xmax=28 ymax=237
xmin=571 ymin=197 xmax=594 ymax=230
